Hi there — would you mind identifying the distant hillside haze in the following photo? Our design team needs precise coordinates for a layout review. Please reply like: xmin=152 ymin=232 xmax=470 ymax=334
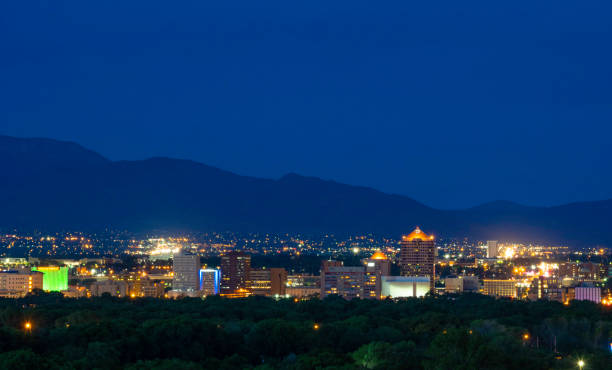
xmin=0 ymin=135 xmax=610 ymax=247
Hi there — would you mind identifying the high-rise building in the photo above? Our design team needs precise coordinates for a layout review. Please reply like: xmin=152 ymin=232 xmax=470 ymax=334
xmin=361 ymin=251 xmax=391 ymax=299
xmin=220 ymin=252 xmax=251 ymax=297
xmin=486 ymin=241 xmax=499 ymax=258
xmin=399 ymin=227 xmax=435 ymax=290
xmin=199 ymin=269 xmax=221 ymax=296
xmin=0 ymin=270 xmax=43 ymax=298
xmin=172 ymin=250 xmax=200 ymax=292
xmin=321 ymin=260 xmax=364 ymax=300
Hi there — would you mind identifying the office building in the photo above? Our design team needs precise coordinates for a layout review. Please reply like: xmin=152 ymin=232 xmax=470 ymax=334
xmin=172 ymin=250 xmax=200 ymax=292
xmin=249 ymin=267 xmax=287 ymax=296
xmin=361 ymin=251 xmax=391 ymax=299
xmin=0 ymin=270 xmax=43 ymax=298
xmin=487 ymin=240 xmax=499 ymax=258
xmin=321 ymin=260 xmax=364 ymax=300
xmin=381 ymin=276 xmax=430 ymax=298
xmin=399 ymin=227 xmax=435 ymax=290
xmin=251 ymin=269 xmax=272 ymax=296
xmin=220 ymin=252 xmax=251 ymax=297
xmin=483 ymin=279 xmax=517 ymax=298
xmin=199 ymin=269 xmax=221 ymax=296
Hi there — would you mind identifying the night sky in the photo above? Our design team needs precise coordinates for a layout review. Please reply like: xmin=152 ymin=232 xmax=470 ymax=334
xmin=2 ymin=1 xmax=611 ymax=209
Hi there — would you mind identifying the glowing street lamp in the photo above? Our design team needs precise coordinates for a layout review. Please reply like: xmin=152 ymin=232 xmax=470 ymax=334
xmin=24 ymin=322 xmax=32 ymax=332
xmin=577 ymin=360 xmax=584 ymax=369
xmin=313 ymin=323 xmax=320 ymax=330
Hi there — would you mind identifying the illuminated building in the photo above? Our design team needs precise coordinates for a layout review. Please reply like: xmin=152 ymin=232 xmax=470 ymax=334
xmin=575 ymin=286 xmax=601 ymax=303
xmin=381 ymin=276 xmax=430 ymax=298
xmin=487 ymin=240 xmax=499 ymax=258
xmin=250 ymin=268 xmax=288 ymax=297
xmin=286 ymin=274 xmax=320 ymax=298
xmin=483 ymin=279 xmax=517 ymax=298
xmin=172 ymin=250 xmax=200 ymax=292
xmin=0 ymin=270 xmax=43 ymax=298
xmin=361 ymin=251 xmax=391 ymax=299
xmin=32 ymin=266 xmax=68 ymax=291
xmin=321 ymin=260 xmax=364 ymax=300
xmin=399 ymin=227 xmax=435 ymax=290
xmin=220 ymin=251 xmax=251 ymax=297
xmin=445 ymin=275 xmax=479 ymax=293
xmin=128 ymin=277 xmax=165 ymax=298
xmin=251 ymin=269 xmax=272 ymax=296
xmin=559 ymin=262 xmax=579 ymax=278
xmin=199 ymin=269 xmax=221 ymax=296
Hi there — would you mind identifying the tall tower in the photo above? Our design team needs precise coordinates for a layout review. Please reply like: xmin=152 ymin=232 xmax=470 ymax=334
xmin=399 ymin=227 xmax=435 ymax=290
xmin=487 ymin=240 xmax=499 ymax=258
xmin=172 ymin=250 xmax=200 ymax=292
xmin=220 ymin=251 xmax=251 ymax=297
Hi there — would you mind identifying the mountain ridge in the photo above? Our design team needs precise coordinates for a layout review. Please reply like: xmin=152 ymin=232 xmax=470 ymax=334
xmin=0 ymin=135 xmax=610 ymax=246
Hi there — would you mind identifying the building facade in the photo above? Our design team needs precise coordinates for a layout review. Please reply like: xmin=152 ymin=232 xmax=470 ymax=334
xmin=381 ymin=276 xmax=430 ymax=298
xmin=199 ymin=269 xmax=221 ymax=296
xmin=361 ymin=251 xmax=391 ymax=299
xmin=321 ymin=261 xmax=364 ymax=300
xmin=483 ymin=279 xmax=517 ymax=298
xmin=575 ymin=286 xmax=601 ymax=303
xmin=172 ymin=250 xmax=200 ymax=292
xmin=0 ymin=270 xmax=43 ymax=298
xmin=487 ymin=241 xmax=499 ymax=258
xmin=399 ymin=227 xmax=435 ymax=290
xmin=220 ymin=251 xmax=251 ymax=297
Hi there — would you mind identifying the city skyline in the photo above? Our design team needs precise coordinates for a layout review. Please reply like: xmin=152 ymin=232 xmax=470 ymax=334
xmin=0 ymin=2 xmax=610 ymax=368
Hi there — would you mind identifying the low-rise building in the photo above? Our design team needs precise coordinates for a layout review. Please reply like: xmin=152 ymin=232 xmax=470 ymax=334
xmin=483 ymin=279 xmax=517 ymax=298
xmin=0 ymin=270 xmax=43 ymax=298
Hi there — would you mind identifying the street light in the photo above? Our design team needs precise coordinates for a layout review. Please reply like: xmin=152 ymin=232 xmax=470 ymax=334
xmin=24 ymin=322 xmax=31 ymax=332
xmin=577 ymin=360 xmax=584 ymax=369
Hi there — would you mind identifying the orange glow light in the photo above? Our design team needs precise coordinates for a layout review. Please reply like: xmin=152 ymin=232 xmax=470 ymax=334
xmin=402 ymin=227 xmax=434 ymax=242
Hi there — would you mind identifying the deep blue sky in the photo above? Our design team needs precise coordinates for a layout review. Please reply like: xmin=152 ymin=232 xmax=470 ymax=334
xmin=2 ymin=1 xmax=611 ymax=209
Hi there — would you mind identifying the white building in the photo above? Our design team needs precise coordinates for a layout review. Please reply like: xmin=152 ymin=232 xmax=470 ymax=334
xmin=172 ymin=250 xmax=200 ymax=292
xmin=381 ymin=276 xmax=430 ymax=298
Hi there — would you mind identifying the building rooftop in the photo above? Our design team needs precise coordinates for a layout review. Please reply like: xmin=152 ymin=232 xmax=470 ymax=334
xmin=402 ymin=227 xmax=434 ymax=242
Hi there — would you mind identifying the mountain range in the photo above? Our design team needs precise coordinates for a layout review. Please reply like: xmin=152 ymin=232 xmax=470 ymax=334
xmin=1 ymin=135 xmax=610 ymax=247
